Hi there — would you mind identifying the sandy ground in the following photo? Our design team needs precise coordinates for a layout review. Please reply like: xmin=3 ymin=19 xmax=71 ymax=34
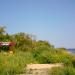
xmin=27 ymin=63 xmax=62 ymax=69
xmin=19 ymin=63 xmax=63 ymax=75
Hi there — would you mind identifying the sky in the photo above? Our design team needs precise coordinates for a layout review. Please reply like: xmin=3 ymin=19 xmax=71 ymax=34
xmin=0 ymin=0 xmax=75 ymax=48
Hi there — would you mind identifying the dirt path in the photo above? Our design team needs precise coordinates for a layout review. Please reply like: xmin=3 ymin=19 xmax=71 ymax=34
xmin=19 ymin=63 xmax=63 ymax=75
xmin=27 ymin=63 xmax=62 ymax=69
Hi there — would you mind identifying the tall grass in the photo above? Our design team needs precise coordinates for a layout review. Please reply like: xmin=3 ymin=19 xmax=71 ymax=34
xmin=0 ymin=51 xmax=37 ymax=75
xmin=32 ymin=46 xmax=75 ymax=66
xmin=0 ymin=46 xmax=75 ymax=75
xmin=48 ymin=66 xmax=75 ymax=75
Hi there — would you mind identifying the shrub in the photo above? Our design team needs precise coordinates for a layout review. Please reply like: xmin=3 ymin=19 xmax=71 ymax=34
xmin=32 ymin=46 xmax=55 ymax=63
xmin=32 ymin=45 xmax=75 ymax=65
xmin=49 ymin=66 xmax=75 ymax=75
xmin=64 ymin=67 xmax=75 ymax=75
xmin=72 ymin=57 xmax=75 ymax=68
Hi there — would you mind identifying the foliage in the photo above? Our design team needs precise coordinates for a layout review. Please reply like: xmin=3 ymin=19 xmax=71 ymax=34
xmin=0 ymin=52 xmax=26 ymax=75
xmin=49 ymin=67 xmax=75 ymax=75
xmin=72 ymin=57 xmax=75 ymax=67
xmin=11 ymin=32 xmax=34 ymax=52
xmin=32 ymin=45 xmax=53 ymax=63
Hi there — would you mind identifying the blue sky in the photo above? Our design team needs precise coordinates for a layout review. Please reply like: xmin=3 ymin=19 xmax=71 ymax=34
xmin=0 ymin=0 xmax=75 ymax=48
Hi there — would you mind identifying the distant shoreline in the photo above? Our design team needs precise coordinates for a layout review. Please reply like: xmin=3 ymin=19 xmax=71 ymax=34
xmin=67 ymin=49 xmax=75 ymax=55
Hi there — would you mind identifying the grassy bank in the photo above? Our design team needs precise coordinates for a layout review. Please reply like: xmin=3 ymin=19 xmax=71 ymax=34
xmin=0 ymin=49 xmax=75 ymax=75
xmin=0 ymin=26 xmax=75 ymax=75
xmin=0 ymin=52 xmax=27 ymax=75
xmin=49 ymin=66 xmax=75 ymax=75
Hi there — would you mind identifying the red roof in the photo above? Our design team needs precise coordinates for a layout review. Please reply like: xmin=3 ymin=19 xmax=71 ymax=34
xmin=0 ymin=42 xmax=15 ymax=46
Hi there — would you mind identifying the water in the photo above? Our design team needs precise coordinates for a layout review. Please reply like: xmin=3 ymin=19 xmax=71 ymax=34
xmin=67 ymin=49 xmax=75 ymax=54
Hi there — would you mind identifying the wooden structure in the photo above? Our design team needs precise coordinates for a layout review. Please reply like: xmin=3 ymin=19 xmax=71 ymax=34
xmin=0 ymin=42 xmax=15 ymax=53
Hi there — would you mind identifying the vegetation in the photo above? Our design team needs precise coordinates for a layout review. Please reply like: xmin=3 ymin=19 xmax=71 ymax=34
xmin=0 ymin=26 xmax=75 ymax=75
xmin=49 ymin=67 xmax=75 ymax=75
xmin=0 ymin=52 xmax=26 ymax=75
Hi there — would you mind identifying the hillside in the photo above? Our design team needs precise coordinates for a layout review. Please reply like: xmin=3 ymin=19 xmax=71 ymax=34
xmin=0 ymin=26 xmax=75 ymax=75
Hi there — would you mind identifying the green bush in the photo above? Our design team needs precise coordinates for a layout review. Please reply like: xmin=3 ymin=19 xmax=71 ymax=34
xmin=49 ymin=67 xmax=75 ymax=75
xmin=72 ymin=58 xmax=75 ymax=67
xmin=32 ymin=46 xmax=74 ymax=65
xmin=32 ymin=46 xmax=55 ymax=63
xmin=64 ymin=67 xmax=75 ymax=75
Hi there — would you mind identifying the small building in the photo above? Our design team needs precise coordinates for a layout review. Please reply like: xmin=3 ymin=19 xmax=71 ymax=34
xmin=0 ymin=42 xmax=15 ymax=53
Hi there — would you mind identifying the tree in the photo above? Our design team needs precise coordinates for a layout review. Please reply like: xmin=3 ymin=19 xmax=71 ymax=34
xmin=0 ymin=26 xmax=6 ymax=34
xmin=36 ymin=40 xmax=53 ymax=48
xmin=0 ymin=26 xmax=6 ymax=41
xmin=12 ymin=32 xmax=34 ymax=51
